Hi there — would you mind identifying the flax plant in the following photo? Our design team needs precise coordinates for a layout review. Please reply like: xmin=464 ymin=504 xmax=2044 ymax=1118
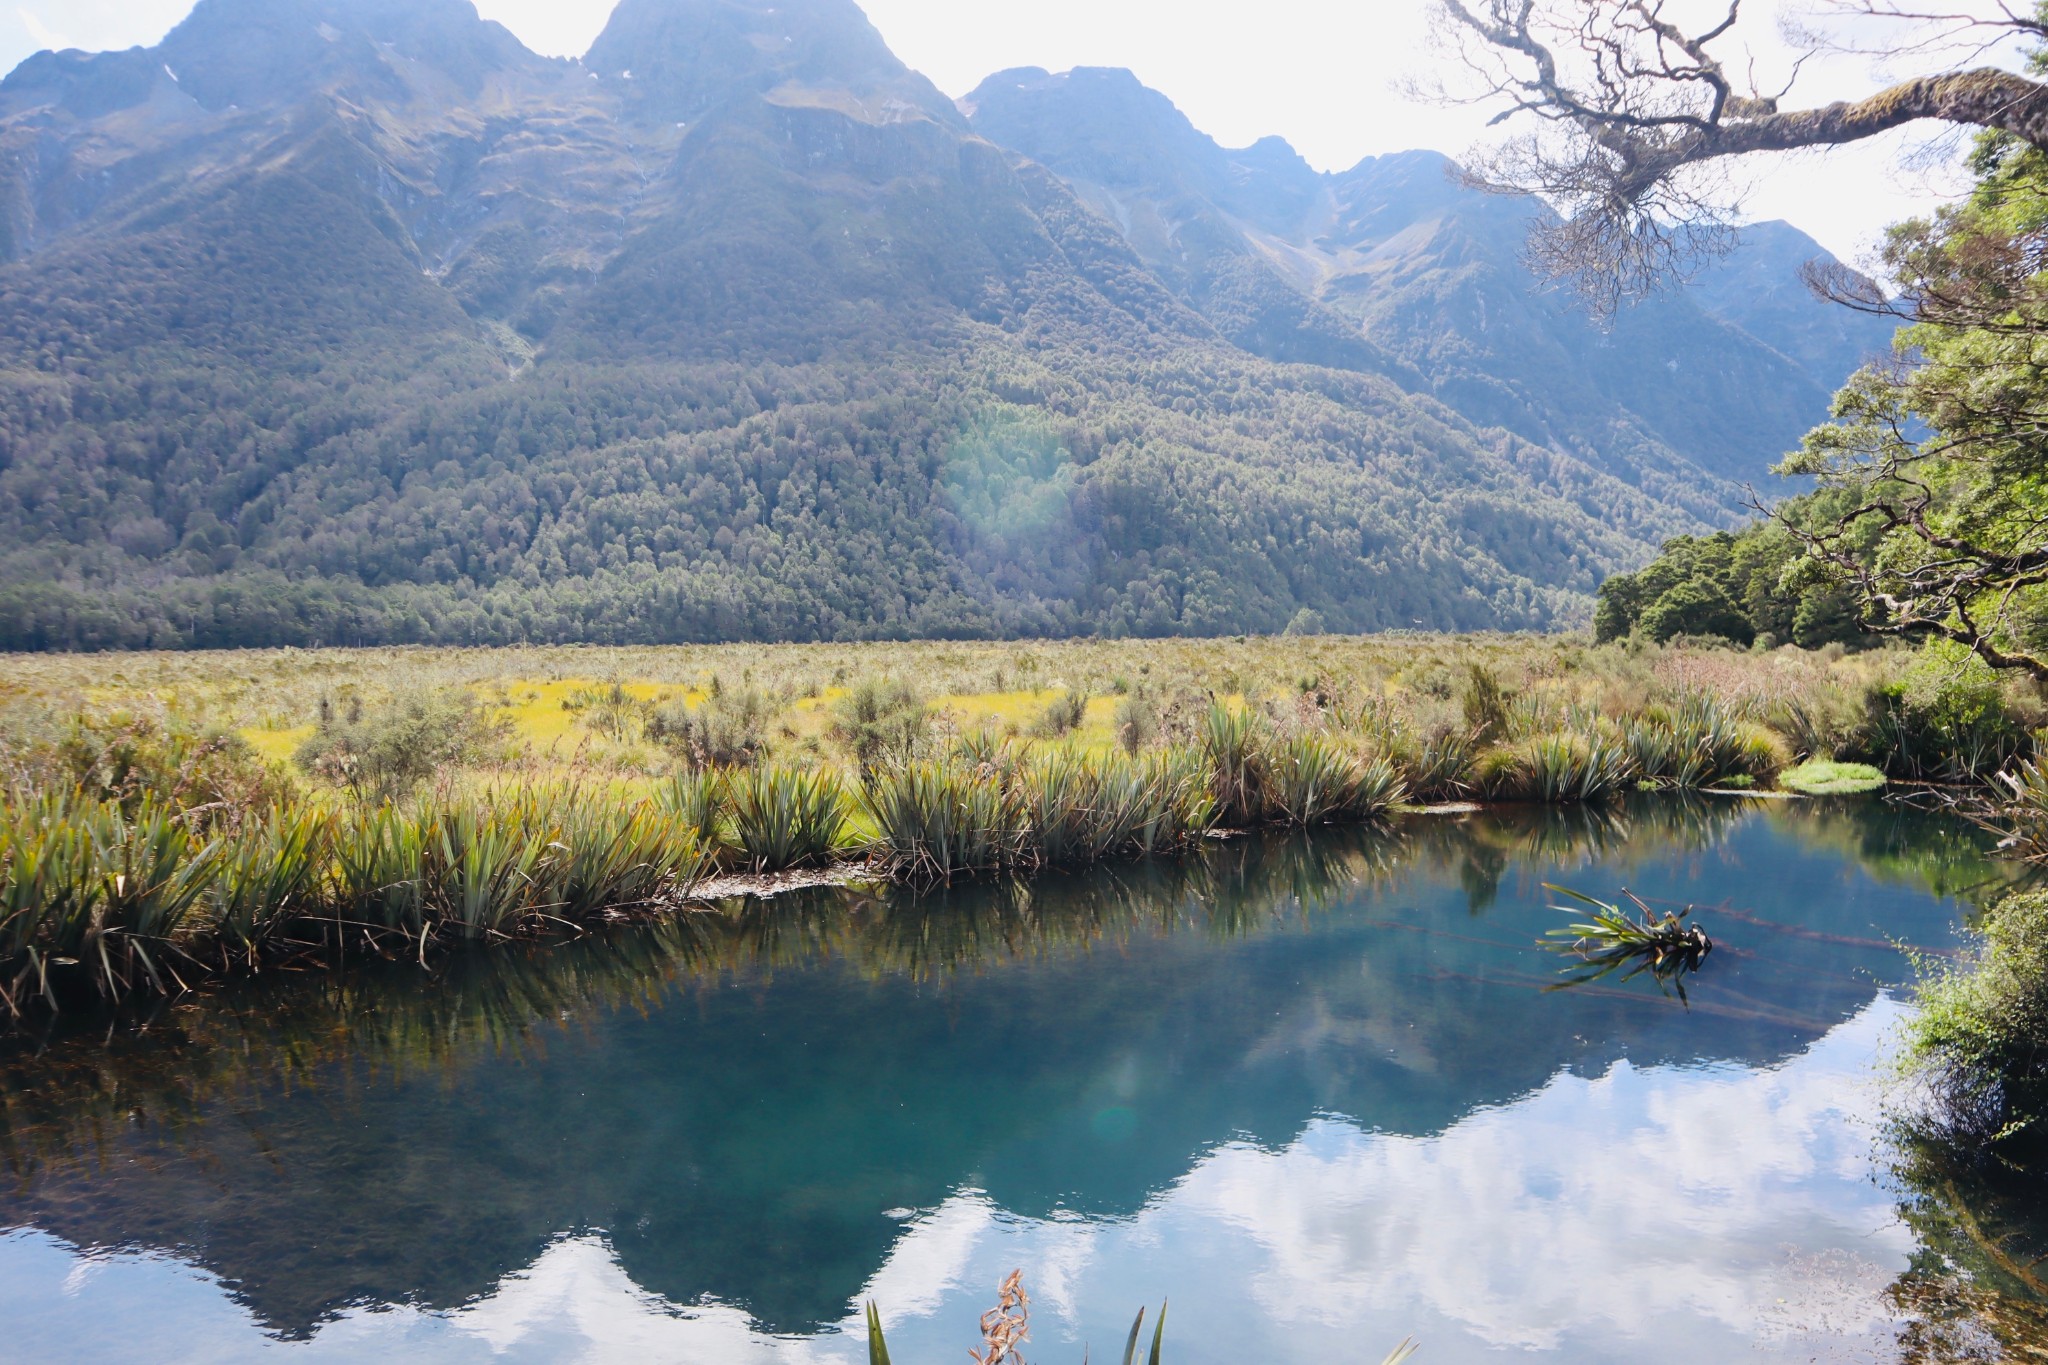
xmin=863 ymin=761 xmax=1027 ymax=881
xmin=728 ymin=766 xmax=853 ymax=871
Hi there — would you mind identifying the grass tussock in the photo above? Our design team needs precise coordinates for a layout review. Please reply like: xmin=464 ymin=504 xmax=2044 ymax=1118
xmin=727 ymin=766 xmax=854 ymax=872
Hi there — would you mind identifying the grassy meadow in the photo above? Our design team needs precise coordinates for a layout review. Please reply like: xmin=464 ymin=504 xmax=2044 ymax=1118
xmin=0 ymin=633 xmax=1938 ymax=782
xmin=0 ymin=631 xmax=2032 ymax=1018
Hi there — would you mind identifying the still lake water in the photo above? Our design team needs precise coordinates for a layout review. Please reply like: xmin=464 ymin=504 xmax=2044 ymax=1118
xmin=0 ymin=799 xmax=2023 ymax=1363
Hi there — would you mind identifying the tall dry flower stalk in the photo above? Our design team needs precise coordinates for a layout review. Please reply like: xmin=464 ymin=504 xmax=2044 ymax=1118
xmin=972 ymin=1269 xmax=1030 ymax=1365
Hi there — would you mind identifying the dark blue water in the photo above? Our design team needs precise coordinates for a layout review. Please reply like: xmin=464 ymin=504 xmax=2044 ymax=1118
xmin=0 ymin=800 xmax=2014 ymax=1362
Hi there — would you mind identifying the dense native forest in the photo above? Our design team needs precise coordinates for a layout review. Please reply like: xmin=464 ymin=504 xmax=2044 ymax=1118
xmin=1599 ymin=124 xmax=2048 ymax=674
xmin=0 ymin=0 xmax=1884 ymax=651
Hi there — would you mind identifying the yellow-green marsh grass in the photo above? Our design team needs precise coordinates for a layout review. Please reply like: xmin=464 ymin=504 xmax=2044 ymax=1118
xmin=0 ymin=633 xmax=2008 ymax=1017
xmin=0 ymin=635 xmax=1914 ymax=781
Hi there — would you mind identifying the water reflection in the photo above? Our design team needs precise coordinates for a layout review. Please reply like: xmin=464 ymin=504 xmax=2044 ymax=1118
xmin=0 ymin=799 xmax=2025 ymax=1360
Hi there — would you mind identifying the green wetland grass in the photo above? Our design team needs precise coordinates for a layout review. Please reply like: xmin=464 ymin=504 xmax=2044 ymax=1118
xmin=0 ymin=633 xmax=2033 ymax=1020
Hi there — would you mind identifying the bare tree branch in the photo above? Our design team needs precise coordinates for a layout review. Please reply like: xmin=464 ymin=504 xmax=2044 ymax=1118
xmin=1430 ymin=0 xmax=2048 ymax=313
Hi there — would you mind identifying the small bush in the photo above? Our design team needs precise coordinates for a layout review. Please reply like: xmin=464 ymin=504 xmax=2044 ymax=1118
xmin=1904 ymin=890 xmax=2048 ymax=1149
xmin=1112 ymin=691 xmax=1160 ymax=754
xmin=1031 ymin=689 xmax=1090 ymax=740
xmin=1863 ymin=645 xmax=2035 ymax=781
xmin=296 ymin=689 xmax=504 ymax=799
xmin=648 ymin=688 xmax=770 ymax=769
xmin=564 ymin=683 xmax=646 ymax=742
xmin=7 ymin=713 xmax=284 ymax=823
xmin=1460 ymin=665 xmax=1515 ymax=745
xmin=830 ymin=680 xmax=930 ymax=775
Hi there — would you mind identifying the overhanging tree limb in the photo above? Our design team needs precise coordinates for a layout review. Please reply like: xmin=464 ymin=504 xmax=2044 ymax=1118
xmin=1432 ymin=0 xmax=2048 ymax=310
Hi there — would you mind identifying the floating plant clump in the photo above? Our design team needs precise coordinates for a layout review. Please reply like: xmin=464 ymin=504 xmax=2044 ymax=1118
xmin=1542 ymin=885 xmax=1714 ymax=1003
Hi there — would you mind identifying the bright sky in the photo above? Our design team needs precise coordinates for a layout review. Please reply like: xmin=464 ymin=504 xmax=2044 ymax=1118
xmin=0 ymin=0 xmax=1995 ymax=264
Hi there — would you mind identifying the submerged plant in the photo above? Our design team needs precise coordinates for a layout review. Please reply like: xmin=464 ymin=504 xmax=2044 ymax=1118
xmin=1542 ymin=885 xmax=1714 ymax=1003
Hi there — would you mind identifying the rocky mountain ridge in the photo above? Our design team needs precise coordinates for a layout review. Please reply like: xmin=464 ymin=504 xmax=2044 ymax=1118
xmin=0 ymin=0 xmax=1894 ymax=648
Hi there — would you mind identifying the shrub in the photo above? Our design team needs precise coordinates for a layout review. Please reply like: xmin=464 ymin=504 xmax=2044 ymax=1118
xmin=296 ymin=689 xmax=505 ymax=799
xmin=1864 ymin=645 xmax=2034 ymax=780
xmin=1460 ymin=665 xmax=1515 ymax=745
xmin=829 ymin=680 xmax=930 ymax=775
xmin=564 ymin=683 xmax=646 ymax=742
xmin=8 ymin=713 xmax=284 ymax=823
xmin=1031 ymin=689 xmax=1090 ymax=739
xmin=647 ymin=688 xmax=770 ymax=769
xmin=1904 ymin=890 xmax=2048 ymax=1149
xmin=1113 ymin=691 xmax=1161 ymax=754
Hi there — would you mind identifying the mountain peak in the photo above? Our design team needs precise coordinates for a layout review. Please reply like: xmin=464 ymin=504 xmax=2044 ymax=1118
xmin=587 ymin=0 xmax=949 ymax=122
xmin=0 ymin=0 xmax=543 ymax=118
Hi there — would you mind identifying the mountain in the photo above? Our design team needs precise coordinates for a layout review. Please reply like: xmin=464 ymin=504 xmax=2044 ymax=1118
xmin=0 ymin=0 xmax=1846 ymax=649
xmin=1686 ymin=219 xmax=1897 ymax=397
xmin=963 ymin=66 xmax=1894 ymax=492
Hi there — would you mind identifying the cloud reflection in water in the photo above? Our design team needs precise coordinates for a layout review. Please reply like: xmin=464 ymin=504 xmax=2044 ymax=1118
xmin=0 ymin=1000 xmax=1912 ymax=1363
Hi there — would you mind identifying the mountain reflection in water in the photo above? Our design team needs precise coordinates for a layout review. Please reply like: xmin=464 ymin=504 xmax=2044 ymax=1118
xmin=0 ymin=799 xmax=2028 ymax=1362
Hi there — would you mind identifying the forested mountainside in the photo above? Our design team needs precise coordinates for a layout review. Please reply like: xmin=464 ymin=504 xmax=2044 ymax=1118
xmin=963 ymin=65 xmax=1896 ymax=491
xmin=0 ymin=0 xmax=1882 ymax=649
